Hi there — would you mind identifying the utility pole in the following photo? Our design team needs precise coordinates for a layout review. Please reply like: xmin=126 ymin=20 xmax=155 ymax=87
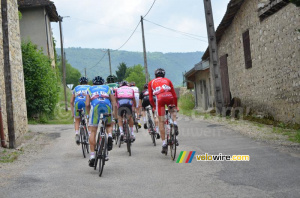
xmin=107 ymin=49 xmax=112 ymax=75
xmin=59 ymin=16 xmax=68 ymax=111
xmin=2 ymin=0 xmax=15 ymax=148
xmin=85 ymin=68 xmax=87 ymax=78
xmin=140 ymin=16 xmax=149 ymax=83
xmin=63 ymin=52 xmax=68 ymax=111
xmin=203 ymin=0 xmax=224 ymax=114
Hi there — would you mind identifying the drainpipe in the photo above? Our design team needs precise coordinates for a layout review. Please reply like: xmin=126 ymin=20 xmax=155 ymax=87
xmin=0 ymin=100 xmax=7 ymax=148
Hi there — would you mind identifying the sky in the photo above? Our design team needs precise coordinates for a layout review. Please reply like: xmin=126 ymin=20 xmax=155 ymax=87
xmin=51 ymin=0 xmax=231 ymax=53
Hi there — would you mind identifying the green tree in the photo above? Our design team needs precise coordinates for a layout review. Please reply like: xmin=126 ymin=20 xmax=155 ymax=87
xmin=116 ymin=62 xmax=127 ymax=82
xmin=57 ymin=57 xmax=82 ymax=87
xmin=290 ymin=0 xmax=300 ymax=6
xmin=22 ymin=41 xmax=59 ymax=118
xmin=125 ymin=64 xmax=146 ymax=90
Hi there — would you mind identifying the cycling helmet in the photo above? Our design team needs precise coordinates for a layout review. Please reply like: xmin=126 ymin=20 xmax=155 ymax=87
xmin=79 ymin=77 xmax=88 ymax=84
xmin=92 ymin=76 xmax=105 ymax=85
xmin=120 ymin=81 xmax=128 ymax=87
xmin=129 ymin=82 xmax=136 ymax=87
xmin=107 ymin=75 xmax=115 ymax=83
xmin=155 ymin=68 xmax=165 ymax=78
xmin=144 ymin=83 xmax=148 ymax=89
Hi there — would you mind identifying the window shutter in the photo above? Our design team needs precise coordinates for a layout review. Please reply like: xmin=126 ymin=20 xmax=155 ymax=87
xmin=242 ymin=30 xmax=252 ymax=69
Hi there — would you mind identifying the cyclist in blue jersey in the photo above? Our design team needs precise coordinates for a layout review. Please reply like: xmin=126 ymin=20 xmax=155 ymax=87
xmin=86 ymin=76 xmax=117 ymax=167
xmin=70 ymin=77 xmax=91 ymax=145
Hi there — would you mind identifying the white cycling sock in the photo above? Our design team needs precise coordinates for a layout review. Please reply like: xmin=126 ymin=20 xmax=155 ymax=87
xmin=156 ymin=126 xmax=159 ymax=133
xmin=174 ymin=121 xmax=177 ymax=125
xmin=108 ymin=133 xmax=112 ymax=137
xmin=130 ymin=127 xmax=134 ymax=135
xmin=88 ymin=131 xmax=91 ymax=136
xmin=119 ymin=127 xmax=123 ymax=134
xmin=75 ymin=130 xmax=79 ymax=134
xmin=90 ymin=152 xmax=95 ymax=159
xmin=162 ymin=140 xmax=166 ymax=146
xmin=143 ymin=117 xmax=146 ymax=122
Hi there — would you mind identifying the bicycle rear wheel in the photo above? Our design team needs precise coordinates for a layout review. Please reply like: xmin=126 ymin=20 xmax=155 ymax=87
xmin=126 ymin=124 xmax=131 ymax=156
xmin=80 ymin=128 xmax=86 ymax=158
xmin=99 ymin=134 xmax=106 ymax=177
xmin=94 ymin=133 xmax=100 ymax=170
xmin=170 ymin=126 xmax=176 ymax=161
xmin=85 ymin=126 xmax=89 ymax=154
xmin=149 ymin=119 xmax=156 ymax=146
xmin=115 ymin=123 xmax=119 ymax=145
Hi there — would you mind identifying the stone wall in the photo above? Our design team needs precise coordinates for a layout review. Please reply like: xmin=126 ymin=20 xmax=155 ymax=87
xmin=217 ymin=0 xmax=300 ymax=123
xmin=0 ymin=0 xmax=28 ymax=144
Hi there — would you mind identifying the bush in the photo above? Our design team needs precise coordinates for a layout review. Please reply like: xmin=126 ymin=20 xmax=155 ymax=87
xmin=22 ymin=41 xmax=59 ymax=118
xmin=178 ymin=92 xmax=195 ymax=111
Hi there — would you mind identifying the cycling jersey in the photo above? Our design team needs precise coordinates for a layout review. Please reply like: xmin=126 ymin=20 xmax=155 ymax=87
xmin=115 ymin=86 xmax=134 ymax=116
xmin=107 ymin=83 xmax=119 ymax=94
xmin=73 ymin=85 xmax=91 ymax=118
xmin=87 ymin=85 xmax=112 ymax=126
xmin=148 ymin=77 xmax=177 ymax=116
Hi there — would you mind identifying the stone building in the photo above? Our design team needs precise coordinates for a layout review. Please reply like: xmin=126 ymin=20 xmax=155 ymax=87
xmin=0 ymin=0 xmax=28 ymax=148
xmin=185 ymin=60 xmax=214 ymax=111
xmin=18 ymin=0 xmax=59 ymax=67
xmin=187 ymin=0 xmax=300 ymax=123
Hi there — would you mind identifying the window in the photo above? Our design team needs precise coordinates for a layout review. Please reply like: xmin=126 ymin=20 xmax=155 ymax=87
xmin=258 ymin=0 xmax=290 ymax=21
xmin=242 ymin=30 xmax=252 ymax=69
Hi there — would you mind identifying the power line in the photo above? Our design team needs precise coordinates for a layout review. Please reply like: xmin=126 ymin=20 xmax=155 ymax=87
xmin=144 ymin=19 xmax=208 ymax=42
xmin=88 ymin=51 xmax=107 ymax=70
xmin=143 ymin=0 xmax=156 ymax=18
xmin=115 ymin=21 xmax=141 ymax=51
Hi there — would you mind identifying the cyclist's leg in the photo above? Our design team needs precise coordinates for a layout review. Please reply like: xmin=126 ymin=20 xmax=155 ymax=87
xmin=88 ymin=102 xmax=101 ymax=166
xmin=100 ymin=102 xmax=113 ymax=151
xmin=74 ymin=100 xmax=84 ymax=144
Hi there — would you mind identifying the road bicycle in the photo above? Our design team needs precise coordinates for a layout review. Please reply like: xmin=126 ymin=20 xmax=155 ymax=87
xmin=146 ymin=106 xmax=157 ymax=146
xmin=133 ymin=112 xmax=139 ymax=133
xmin=164 ymin=106 xmax=177 ymax=161
xmin=77 ymin=109 xmax=89 ymax=158
xmin=94 ymin=113 xmax=110 ymax=177
xmin=113 ymin=120 xmax=120 ymax=145
xmin=119 ymin=110 xmax=133 ymax=156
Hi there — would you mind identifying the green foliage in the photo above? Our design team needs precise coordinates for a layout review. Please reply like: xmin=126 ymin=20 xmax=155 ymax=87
xmin=290 ymin=0 xmax=300 ymax=6
xmin=57 ymin=57 xmax=81 ymax=87
xmin=178 ymin=92 xmax=195 ymax=111
xmin=116 ymin=62 xmax=127 ymax=82
xmin=18 ymin=11 xmax=22 ymax=20
xmin=125 ymin=64 xmax=146 ymax=90
xmin=57 ymin=48 xmax=204 ymax=86
xmin=22 ymin=41 xmax=59 ymax=119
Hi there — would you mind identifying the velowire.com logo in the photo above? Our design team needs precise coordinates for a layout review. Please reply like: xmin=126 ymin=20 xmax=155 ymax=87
xmin=176 ymin=151 xmax=250 ymax=163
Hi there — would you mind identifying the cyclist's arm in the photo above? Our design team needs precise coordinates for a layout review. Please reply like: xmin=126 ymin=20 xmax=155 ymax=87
xmin=148 ymin=82 xmax=155 ymax=109
xmin=169 ymin=80 xmax=178 ymax=107
xmin=70 ymin=94 xmax=75 ymax=117
xmin=85 ymin=94 xmax=91 ymax=116
xmin=109 ymin=94 xmax=118 ymax=118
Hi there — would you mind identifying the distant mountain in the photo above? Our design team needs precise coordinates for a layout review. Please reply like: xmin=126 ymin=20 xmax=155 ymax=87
xmin=57 ymin=48 xmax=204 ymax=86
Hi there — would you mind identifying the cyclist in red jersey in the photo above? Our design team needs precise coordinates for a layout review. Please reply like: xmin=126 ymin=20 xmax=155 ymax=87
xmin=148 ymin=68 xmax=179 ymax=154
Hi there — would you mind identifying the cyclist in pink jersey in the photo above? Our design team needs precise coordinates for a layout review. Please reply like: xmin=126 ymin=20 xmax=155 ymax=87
xmin=115 ymin=81 xmax=137 ymax=142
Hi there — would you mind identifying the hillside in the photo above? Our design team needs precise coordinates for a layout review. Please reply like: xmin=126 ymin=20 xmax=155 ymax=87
xmin=58 ymin=48 xmax=204 ymax=86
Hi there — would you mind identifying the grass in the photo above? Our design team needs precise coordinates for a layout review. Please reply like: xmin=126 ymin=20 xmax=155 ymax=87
xmin=0 ymin=148 xmax=24 ymax=163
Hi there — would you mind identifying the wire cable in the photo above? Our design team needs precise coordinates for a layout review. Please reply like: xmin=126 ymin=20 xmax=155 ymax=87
xmin=143 ymin=0 xmax=156 ymax=18
xmin=115 ymin=21 xmax=141 ymax=51
xmin=144 ymin=19 xmax=208 ymax=42
xmin=88 ymin=51 xmax=107 ymax=70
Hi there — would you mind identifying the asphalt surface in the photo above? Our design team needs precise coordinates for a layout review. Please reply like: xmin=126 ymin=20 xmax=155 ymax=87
xmin=1 ymin=116 xmax=300 ymax=198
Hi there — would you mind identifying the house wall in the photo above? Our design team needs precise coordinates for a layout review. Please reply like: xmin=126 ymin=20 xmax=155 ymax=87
xmin=19 ymin=7 xmax=55 ymax=67
xmin=194 ymin=70 xmax=213 ymax=111
xmin=0 ymin=0 xmax=28 ymax=142
xmin=217 ymin=0 xmax=300 ymax=123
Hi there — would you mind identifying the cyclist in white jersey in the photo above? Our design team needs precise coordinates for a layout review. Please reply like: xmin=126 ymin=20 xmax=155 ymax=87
xmin=129 ymin=82 xmax=141 ymax=128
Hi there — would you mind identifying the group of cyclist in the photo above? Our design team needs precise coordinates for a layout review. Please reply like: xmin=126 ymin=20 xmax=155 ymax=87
xmin=70 ymin=68 xmax=179 ymax=166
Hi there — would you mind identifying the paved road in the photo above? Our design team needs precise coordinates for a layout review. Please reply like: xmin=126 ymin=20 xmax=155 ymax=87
xmin=1 ymin=116 xmax=300 ymax=198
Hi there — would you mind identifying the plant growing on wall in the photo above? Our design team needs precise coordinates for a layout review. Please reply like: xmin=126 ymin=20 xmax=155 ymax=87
xmin=22 ymin=41 xmax=59 ymax=119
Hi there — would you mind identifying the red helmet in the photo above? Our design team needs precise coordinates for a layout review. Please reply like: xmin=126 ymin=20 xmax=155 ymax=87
xmin=129 ymin=82 xmax=136 ymax=87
